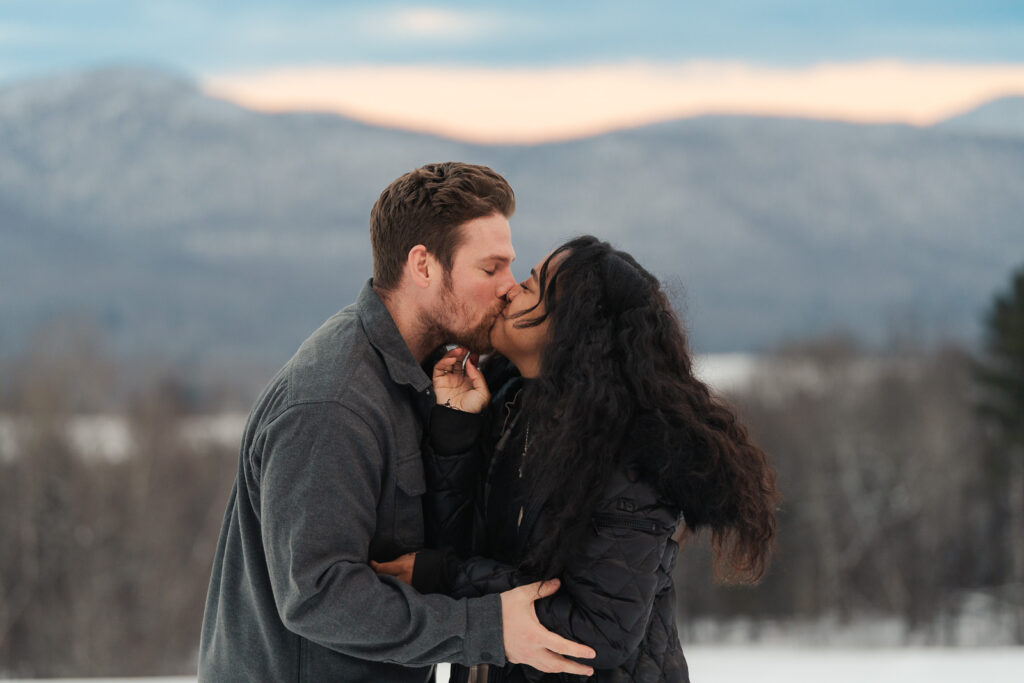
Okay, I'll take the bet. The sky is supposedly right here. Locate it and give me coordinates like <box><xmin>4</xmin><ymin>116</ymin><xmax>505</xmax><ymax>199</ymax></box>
<box><xmin>3</xmin><ymin>1</ymin><xmax>1024</xmax><ymax>142</ymax></box>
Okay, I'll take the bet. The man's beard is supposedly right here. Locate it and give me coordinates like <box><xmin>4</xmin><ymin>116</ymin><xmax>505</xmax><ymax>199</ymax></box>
<box><xmin>449</xmin><ymin>313</ymin><xmax>497</xmax><ymax>353</ymax></box>
<box><xmin>420</xmin><ymin>283</ymin><xmax>503</xmax><ymax>354</ymax></box>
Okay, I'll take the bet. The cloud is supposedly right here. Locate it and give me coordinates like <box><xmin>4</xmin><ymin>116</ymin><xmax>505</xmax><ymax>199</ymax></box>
<box><xmin>204</xmin><ymin>60</ymin><xmax>1024</xmax><ymax>144</ymax></box>
<box><xmin>361</xmin><ymin>5</ymin><xmax>498</xmax><ymax>42</ymax></box>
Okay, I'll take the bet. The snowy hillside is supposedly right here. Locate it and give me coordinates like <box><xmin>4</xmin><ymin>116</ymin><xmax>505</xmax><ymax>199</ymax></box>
<box><xmin>3</xmin><ymin>68</ymin><xmax>1024</xmax><ymax>363</ymax></box>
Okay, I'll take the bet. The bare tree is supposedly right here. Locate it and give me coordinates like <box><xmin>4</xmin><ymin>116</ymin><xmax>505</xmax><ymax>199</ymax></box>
<box><xmin>675</xmin><ymin>335</ymin><xmax>992</xmax><ymax>645</ymax></box>
<box><xmin>0</xmin><ymin>324</ymin><xmax>238</xmax><ymax>676</ymax></box>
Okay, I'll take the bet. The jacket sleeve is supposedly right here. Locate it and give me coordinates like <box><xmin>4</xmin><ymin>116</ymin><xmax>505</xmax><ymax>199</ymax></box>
<box><xmin>448</xmin><ymin>554</ymin><xmax>525</xmax><ymax>597</ymax></box>
<box><xmin>530</xmin><ymin>502</ymin><xmax>679</xmax><ymax>669</ymax></box>
<box><xmin>256</xmin><ymin>401</ymin><xmax>505</xmax><ymax>668</ymax></box>
<box><xmin>437</xmin><ymin>473</ymin><xmax>680</xmax><ymax>670</ymax></box>
<box><xmin>410</xmin><ymin>548</ymin><xmax>526</xmax><ymax>598</ymax></box>
<box><xmin>421</xmin><ymin>404</ymin><xmax>488</xmax><ymax>556</ymax></box>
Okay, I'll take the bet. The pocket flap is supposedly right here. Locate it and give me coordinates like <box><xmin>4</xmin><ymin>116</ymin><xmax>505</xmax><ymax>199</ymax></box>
<box><xmin>396</xmin><ymin>452</ymin><xmax>426</xmax><ymax>496</ymax></box>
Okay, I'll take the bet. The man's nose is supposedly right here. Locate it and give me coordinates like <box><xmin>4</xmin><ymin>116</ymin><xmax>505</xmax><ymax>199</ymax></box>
<box><xmin>502</xmin><ymin>283</ymin><xmax>522</xmax><ymax>304</ymax></box>
<box><xmin>497</xmin><ymin>272</ymin><xmax>516</xmax><ymax>299</ymax></box>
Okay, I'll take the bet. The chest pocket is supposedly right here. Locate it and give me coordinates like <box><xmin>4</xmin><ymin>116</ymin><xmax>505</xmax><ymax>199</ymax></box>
<box><xmin>394</xmin><ymin>451</ymin><xmax>426</xmax><ymax>546</ymax></box>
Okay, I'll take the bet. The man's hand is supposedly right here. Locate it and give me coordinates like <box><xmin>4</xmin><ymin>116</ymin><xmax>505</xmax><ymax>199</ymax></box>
<box><xmin>371</xmin><ymin>553</ymin><xmax>416</xmax><ymax>586</ymax></box>
<box><xmin>500</xmin><ymin>580</ymin><xmax>596</xmax><ymax>676</ymax></box>
<box><xmin>433</xmin><ymin>347</ymin><xmax>489</xmax><ymax>413</ymax></box>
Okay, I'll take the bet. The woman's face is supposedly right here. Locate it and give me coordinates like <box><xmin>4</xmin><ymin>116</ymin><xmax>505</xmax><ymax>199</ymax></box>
<box><xmin>489</xmin><ymin>253</ymin><xmax>560</xmax><ymax>377</ymax></box>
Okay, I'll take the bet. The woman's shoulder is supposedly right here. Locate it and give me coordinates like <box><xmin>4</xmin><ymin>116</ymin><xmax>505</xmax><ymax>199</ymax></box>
<box><xmin>592</xmin><ymin>449</ymin><xmax>682</xmax><ymax>528</ymax></box>
<box><xmin>608</xmin><ymin>414</ymin><xmax>696</xmax><ymax>518</ymax></box>
<box><xmin>618</xmin><ymin>413</ymin><xmax>683</xmax><ymax>468</ymax></box>
<box><xmin>620</xmin><ymin>413</ymin><xmax>726</xmax><ymax>531</ymax></box>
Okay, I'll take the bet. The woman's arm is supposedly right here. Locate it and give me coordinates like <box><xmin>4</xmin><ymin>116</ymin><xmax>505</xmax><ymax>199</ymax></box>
<box><xmin>435</xmin><ymin>468</ymin><xmax>680</xmax><ymax>670</ymax></box>
<box><xmin>374</xmin><ymin>548</ymin><xmax>525</xmax><ymax>598</ymax></box>
<box><xmin>388</xmin><ymin>470</ymin><xmax>680</xmax><ymax>670</ymax></box>
<box><xmin>422</xmin><ymin>405</ymin><xmax>487</xmax><ymax>555</ymax></box>
<box><xmin>530</xmin><ymin>501</ymin><xmax>679</xmax><ymax>669</ymax></box>
<box><xmin>421</xmin><ymin>347</ymin><xmax>493</xmax><ymax>554</ymax></box>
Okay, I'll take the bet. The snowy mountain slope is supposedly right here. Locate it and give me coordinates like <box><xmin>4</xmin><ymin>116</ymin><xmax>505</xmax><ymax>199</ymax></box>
<box><xmin>2</xmin><ymin>68</ymin><xmax>1022</xmax><ymax>362</ymax></box>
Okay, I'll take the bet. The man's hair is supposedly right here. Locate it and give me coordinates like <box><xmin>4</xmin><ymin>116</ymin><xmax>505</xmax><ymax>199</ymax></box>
<box><xmin>370</xmin><ymin>162</ymin><xmax>516</xmax><ymax>292</ymax></box>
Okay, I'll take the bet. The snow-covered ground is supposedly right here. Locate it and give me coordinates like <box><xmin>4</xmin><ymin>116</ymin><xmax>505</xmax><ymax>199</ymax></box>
<box><xmin>684</xmin><ymin>647</ymin><xmax>1024</xmax><ymax>682</ymax></box>
<box><xmin>8</xmin><ymin>648</ymin><xmax>1024</xmax><ymax>683</ymax></box>
<box><xmin>0</xmin><ymin>412</ymin><xmax>248</xmax><ymax>462</ymax></box>
<box><xmin>692</xmin><ymin>352</ymin><xmax>758</xmax><ymax>394</ymax></box>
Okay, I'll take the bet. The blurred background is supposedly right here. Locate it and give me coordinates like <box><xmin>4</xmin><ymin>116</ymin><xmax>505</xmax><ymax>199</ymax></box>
<box><xmin>1</xmin><ymin>1</ymin><xmax>1023</xmax><ymax>679</ymax></box>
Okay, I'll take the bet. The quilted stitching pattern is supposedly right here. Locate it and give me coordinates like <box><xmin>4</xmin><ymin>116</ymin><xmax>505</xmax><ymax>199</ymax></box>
<box><xmin>439</xmin><ymin>465</ymin><xmax>690</xmax><ymax>681</ymax></box>
<box><xmin>423</xmin><ymin>449</ymin><xmax>481</xmax><ymax>555</ymax></box>
<box><xmin>529</xmin><ymin>468</ymin><xmax>689</xmax><ymax>681</ymax></box>
<box><xmin>423</xmin><ymin>376</ymin><xmax>691</xmax><ymax>682</ymax></box>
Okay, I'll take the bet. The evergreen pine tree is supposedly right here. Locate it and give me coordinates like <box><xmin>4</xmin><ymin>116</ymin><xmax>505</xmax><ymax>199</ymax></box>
<box><xmin>975</xmin><ymin>265</ymin><xmax>1024</xmax><ymax>644</ymax></box>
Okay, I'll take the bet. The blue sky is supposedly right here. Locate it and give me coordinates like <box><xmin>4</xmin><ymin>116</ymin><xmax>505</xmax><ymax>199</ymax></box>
<box><xmin>3</xmin><ymin>0</ymin><xmax>1024</xmax><ymax>83</ymax></box>
<box><xmin>4</xmin><ymin>1</ymin><xmax>1024</xmax><ymax>143</ymax></box>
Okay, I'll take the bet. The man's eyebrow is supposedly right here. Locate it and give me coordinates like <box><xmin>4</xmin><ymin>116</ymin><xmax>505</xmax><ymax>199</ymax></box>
<box><xmin>481</xmin><ymin>255</ymin><xmax>513</xmax><ymax>264</ymax></box>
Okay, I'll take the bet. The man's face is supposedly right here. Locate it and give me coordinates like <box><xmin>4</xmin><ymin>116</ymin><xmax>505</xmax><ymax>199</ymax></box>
<box><xmin>431</xmin><ymin>212</ymin><xmax>516</xmax><ymax>352</ymax></box>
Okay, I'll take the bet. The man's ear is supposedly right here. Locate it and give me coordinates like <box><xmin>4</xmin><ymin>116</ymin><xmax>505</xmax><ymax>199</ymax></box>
<box><xmin>406</xmin><ymin>244</ymin><xmax>439</xmax><ymax>289</ymax></box>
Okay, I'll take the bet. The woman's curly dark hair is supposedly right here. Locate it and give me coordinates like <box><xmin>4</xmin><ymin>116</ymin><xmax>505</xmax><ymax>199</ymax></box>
<box><xmin>513</xmin><ymin>235</ymin><xmax>778</xmax><ymax>583</ymax></box>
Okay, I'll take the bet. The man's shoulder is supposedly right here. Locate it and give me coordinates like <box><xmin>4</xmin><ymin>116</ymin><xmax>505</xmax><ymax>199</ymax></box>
<box><xmin>262</xmin><ymin>306</ymin><xmax>389</xmax><ymax>414</ymax></box>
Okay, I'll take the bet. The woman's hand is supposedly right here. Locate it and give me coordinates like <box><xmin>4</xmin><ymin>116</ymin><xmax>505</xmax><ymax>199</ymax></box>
<box><xmin>433</xmin><ymin>347</ymin><xmax>490</xmax><ymax>414</ymax></box>
<box><xmin>371</xmin><ymin>552</ymin><xmax>417</xmax><ymax>586</ymax></box>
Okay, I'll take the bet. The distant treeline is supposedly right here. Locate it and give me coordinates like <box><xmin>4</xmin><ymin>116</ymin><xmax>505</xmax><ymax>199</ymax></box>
<box><xmin>674</xmin><ymin>336</ymin><xmax>1019</xmax><ymax>646</ymax></box>
<box><xmin>0</xmin><ymin>330</ymin><xmax>1021</xmax><ymax>676</ymax></box>
<box><xmin>0</xmin><ymin>332</ymin><xmax>238</xmax><ymax>677</ymax></box>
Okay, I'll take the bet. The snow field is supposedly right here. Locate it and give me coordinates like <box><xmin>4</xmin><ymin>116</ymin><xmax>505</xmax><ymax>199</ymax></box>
<box><xmin>8</xmin><ymin>647</ymin><xmax>1023</xmax><ymax>683</ymax></box>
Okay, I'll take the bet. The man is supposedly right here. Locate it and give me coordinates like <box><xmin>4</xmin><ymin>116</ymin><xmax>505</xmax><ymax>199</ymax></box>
<box><xmin>198</xmin><ymin>163</ymin><xmax>595</xmax><ymax>682</ymax></box>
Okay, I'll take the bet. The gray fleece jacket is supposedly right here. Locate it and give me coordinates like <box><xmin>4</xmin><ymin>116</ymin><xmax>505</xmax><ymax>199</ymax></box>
<box><xmin>198</xmin><ymin>281</ymin><xmax>505</xmax><ymax>682</ymax></box>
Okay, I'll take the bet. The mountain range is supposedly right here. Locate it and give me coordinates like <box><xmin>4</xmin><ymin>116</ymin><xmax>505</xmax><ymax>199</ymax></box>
<box><xmin>2</xmin><ymin>67</ymin><xmax>1023</xmax><ymax>371</ymax></box>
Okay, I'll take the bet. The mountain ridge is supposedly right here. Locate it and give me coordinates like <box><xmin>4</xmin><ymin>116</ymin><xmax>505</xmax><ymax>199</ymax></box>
<box><xmin>2</xmin><ymin>67</ymin><xmax>1022</xmax><ymax>365</ymax></box>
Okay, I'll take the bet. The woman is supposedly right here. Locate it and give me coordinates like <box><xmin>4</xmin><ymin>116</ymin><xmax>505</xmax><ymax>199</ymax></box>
<box><xmin>375</xmin><ymin>236</ymin><xmax>778</xmax><ymax>682</ymax></box>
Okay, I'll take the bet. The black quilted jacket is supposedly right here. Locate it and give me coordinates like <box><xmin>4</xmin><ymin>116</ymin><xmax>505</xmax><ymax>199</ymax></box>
<box><xmin>415</xmin><ymin>376</ymin><xmax>691</xmax><ymax>683</ymax></box>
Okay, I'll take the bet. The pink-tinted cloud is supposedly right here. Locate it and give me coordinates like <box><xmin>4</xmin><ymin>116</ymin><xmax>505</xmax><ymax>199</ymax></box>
<box><xmin>204</xmin><ymin>60</ymin><xmax>1024</xmax><ymax>144</ymax></box>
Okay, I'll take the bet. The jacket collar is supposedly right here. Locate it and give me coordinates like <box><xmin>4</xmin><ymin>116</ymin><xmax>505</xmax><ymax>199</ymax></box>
<box><xmin>356</xmin><ymin>280</ymin><xmax>431</xmax><ymax>392</ymax></box>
